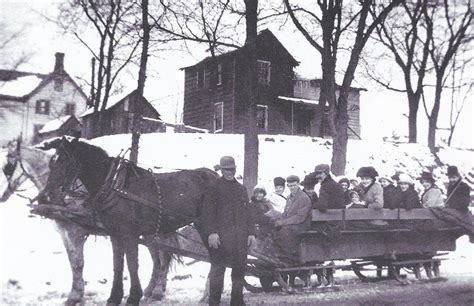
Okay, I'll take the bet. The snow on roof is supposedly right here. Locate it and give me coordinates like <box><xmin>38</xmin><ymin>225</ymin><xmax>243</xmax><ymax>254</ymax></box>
<box><xmin>0</xmin><ymin>75</ymin><xmax>44</xmax><ymax>98</ymax></box>
<box><xmin>278</xmin><ymin>95</ymin><xmax>319</xmax><ymax>105</ymax></box>
<box><xmin>80</xmin><ymin>93</ymin><xmax>129</xmax><ymax>117</ymax></box>
<box><xmin>38</xmin><ymin>115</ymin><xmax>72</xmax><ymax>134</ymax></box>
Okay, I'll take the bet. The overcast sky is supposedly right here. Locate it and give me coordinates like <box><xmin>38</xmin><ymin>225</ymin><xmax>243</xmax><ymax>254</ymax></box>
<box><xmin>1</xmin><ymin>0</ymin><xmax>472</xmax><ymax>149</ymax></box>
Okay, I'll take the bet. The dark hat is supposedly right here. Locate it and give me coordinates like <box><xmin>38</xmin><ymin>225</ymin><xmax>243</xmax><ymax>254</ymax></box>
<box><xmin>314</xmin><ymin>164</ymin><xmax>330</xmax><ymax>173</ymax></box>
<box><xmin>301</xmin><ymin>174</ymin><xmax>317</xmax><ymax>188</ymax></box>
<box><xmin>219</xmin><ymin>156</ymin><xmax>236</xmax><ymax>169</ymax></box>
<box><xmin>286</xmin><ymin>175</ymin><xmax>300</xmax><ymax>183</ymax></box>
<box><xmin>356</xmin><ymin>166</ymin><xmax>379</xmax><ymax>179</ymax></box>
<box><xmin>447</xmin><ymin>166</ymin><xmax>460</xmax><ymax>177</ymax></box>
<box><xmin>418</xmin><ymin>171</ymin><xmax>435</xmax><ymax>183</ymax></box>
<box><xmin>338</xmin><ymin>178</ymin><xmax>350</xmax><ymax>185</ymax></box>
<box><xmin>273</xmin><ymin>176</ymin><xmax>286</xmax><ymax>187</ymax></box>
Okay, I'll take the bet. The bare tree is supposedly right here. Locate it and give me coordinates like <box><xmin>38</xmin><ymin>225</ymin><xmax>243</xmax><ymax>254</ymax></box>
<box><xmin>0</xmin><ymin>22</ymin><xmax>31</xmax><ymax>71</ymax></box>
<box><xmin>284</xmin><ymin>0</ymin><xmax>402</xmax><ymax>175</ymax></box>
<box><xmin>423</xmin><ymin>0</ymin><xmax>472</xmax><ymax>153</ymax></box>
<box><xmin>57</xmin><ymin>0</ymin><xmax>142</xmax><ymax>136</ymax></box>
<box><xmin>365</xmin><ymin>0</ymin><xmax>432</xmax><ymax>143</ymax></box>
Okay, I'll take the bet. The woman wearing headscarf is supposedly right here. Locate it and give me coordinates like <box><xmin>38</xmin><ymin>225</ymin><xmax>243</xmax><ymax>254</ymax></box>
<box><xmin>356</xmin><ymin>166</ymin><xmax>384</xmax><ymax>209</ymax></box>
<box><xmin>418</xmin><ymin>171</ymin><xmax>444</xmax><ymax>208</ymax></box>
<box><xmin>379</xmin><ymin>174</ymin><xmax>402</xmax><ymax>209</ymax></box>
<box><xmin>398</xmin><ymin>174</ymin><xmax>422</xmax><ymax>210</ymax></box>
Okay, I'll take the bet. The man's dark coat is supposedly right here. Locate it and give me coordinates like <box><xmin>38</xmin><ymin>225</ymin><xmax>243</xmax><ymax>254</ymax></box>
<box><xmin>314</xmin><ymin>175</ymin><xmax>345</xmax><ymax>210</ymax></box>
<box><xmin>446</xmin><ymin>179</ymin><xmax>471</xmax><ymax>211</ymax></box>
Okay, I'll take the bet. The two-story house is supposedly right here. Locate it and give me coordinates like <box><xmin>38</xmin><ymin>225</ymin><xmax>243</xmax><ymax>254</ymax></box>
<box><xmin>0</xmin><ymin>53</ymin><xmax>88</xmax><ymax>146</ymax></box>
<box><xmin>182</xmin><ymin>29</ymin><xmax>362</xmax><ymax>138</ymax></box>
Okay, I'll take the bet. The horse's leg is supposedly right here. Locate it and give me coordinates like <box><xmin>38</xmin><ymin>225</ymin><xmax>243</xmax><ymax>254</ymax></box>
<box><xmin>150</xmin><ymin>250</ymin><xmax>172</xmax><ymax>301</ymax></box>
<box><xmin>143</xmin><ymin>242</ymin><xmax>160</xmax><ymax>299</ymax></box>
<box><xmin>124</xmin><ymin>235</ymin><xmax>143</xmax><ymax>305</ymax></box>
<box><xmin>107</xmin><ymin>236</ymin><xmax>125</xmax><ymax>305</ymax></box>
<box><xmin>55</xmin><ymin>221</ymin><xmax>87</xmax><ymax>306</ymax></box>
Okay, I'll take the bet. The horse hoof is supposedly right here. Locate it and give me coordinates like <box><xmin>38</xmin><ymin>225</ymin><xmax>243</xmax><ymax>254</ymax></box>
<box><xmin>65</xmin><ymin>299</ymin><xmax>81</xmax><ymax>306</ymax></box>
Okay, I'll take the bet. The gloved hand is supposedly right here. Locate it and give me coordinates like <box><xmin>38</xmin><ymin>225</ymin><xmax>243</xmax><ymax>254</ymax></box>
<box><xmin>208</xmin><ymin>233</ymin><xmax>220</xmax><ymax>249</ymax></box>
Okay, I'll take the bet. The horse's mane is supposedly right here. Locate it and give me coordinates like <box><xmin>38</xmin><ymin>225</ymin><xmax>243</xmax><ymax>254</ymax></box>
<box><xmin>72</xmin><ymin>140</ymin><xmax>110</xmax><ymax>162</ymax></box>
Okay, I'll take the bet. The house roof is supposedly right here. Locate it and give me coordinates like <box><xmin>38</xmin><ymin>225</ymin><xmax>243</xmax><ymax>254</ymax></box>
<box><xmin>278</xmin><ymin>96</ymin><xmax>319</xmax><ymax>105</ymax></box>
<box><xmin>294</xmin><ymin>77</ymin><xmax>367</xmax><ymax>92</ymax></box>
<box><xmin>0</xmin><ymin>69</ymin><xmax>88</xmax><ymax>102</ymax></box>
<box><xmin>80</xmin><ymin>90</ymin><xmax>161</xmax><ymax>119</ymax></box>
<box><xmin>181</xmin><ymin>29</ymin><xmax>299</xmax><ymax>70</ymax></box>
<box><xmin>38</xmin><ymin>115</ymin><xmax>79</xmax><ymax>134</ymax></box>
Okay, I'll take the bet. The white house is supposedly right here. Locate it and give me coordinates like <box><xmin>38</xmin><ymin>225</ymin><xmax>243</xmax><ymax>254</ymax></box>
<box><xmin>0</xmin><ymin>53</ymin><xmax>88</xmax><ymax>146</ymax></box>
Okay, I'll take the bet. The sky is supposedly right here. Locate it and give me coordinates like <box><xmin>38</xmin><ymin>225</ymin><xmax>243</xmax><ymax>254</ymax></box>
<box><xmin>0</xmin><ymin>0</ymin><xmax>472</xmax><ymax>149</ymax></box>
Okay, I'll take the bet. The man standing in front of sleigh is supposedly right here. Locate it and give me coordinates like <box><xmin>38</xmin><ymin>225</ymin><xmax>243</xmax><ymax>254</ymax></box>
<box><xmin>204</xmin><ymin>156</ymin><xmax>257</xmax><ymax>306</ymax></box>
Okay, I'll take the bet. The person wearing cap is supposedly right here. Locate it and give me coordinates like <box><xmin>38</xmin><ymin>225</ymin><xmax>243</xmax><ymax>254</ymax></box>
<box><xmin>301</xmin><ymin>173</ymin><xmax>319</xmax><ymax>208</ymax></box>
<box><xmin>267</xmin><ymin>176</ymin><xmax>287</xmax><ymax>213</ymax></box>
<box><xmin>398</xmin><ymin>173</ymin><xmax>422</xmax><ymax>209</ymax></box>
<box><xmin>251</xmin><ymin>185</ymin><xmax>273</xmax><ymax>239</ymax></box>
<box><xmin>313</xmin><ymin>164</ymin><xmax>345</xmax><ymax>210</ymax></box>
<box><xmin>379</xmin><ymin>175</ymin><xmax>402</xmax><ymax>209</ymax></box>
<box><xmin>203</xmin><ymin>156</ymin><xmax>257</xmax><ymax>306</ymax></box>
<box><xmin>445</xmin><ymin>166</ymin><xmax>471</xmax><ymax>211</ymax></box>
<box><xmin>418</xmin><ymin>171</ymin><xmax>444</xmax><ymax>208</ymax></box>
<box><xmin>391</xmin><ymin>171</ymin><xmax>404</xmax><ymax>188</ymax></box>
<box><xmin>273</xmin><ymin>175</ymin><xmax>312</xmax><ymax>258</ymax></box>
<box><xmin>356</xmin><ymin>166</ymin><xmax>384</xmax><ymax>209</ymax></box>
<box><xmin>338</xmin><ymin>178</ymin><xmax>351</xmax><ymax>205</ymax></box>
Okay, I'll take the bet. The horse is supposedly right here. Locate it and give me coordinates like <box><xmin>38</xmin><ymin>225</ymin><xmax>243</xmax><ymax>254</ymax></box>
<box><xmin>39</xmin><ymin>137</ymin><xmax>218</xmax><ymax>305</ymax></box>
<box><xmin>0</xmin><ymin>138</ymin><xmax>179</xmax><ymax>305</ymax></box>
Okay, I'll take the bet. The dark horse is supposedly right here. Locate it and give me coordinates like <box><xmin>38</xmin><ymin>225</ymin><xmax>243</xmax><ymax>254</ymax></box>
<box><xmin>1</xmin><ymin>138</ymin><xmax>184</xmax><ymax>304</ymax></box>
<box><xmin>40</xmin><ymin>137</ymin><xmax>217</xmax><ymax>305</ymax></box>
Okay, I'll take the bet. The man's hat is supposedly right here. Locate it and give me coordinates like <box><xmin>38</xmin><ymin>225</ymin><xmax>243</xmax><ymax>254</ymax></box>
<box><xmin>273</xmin><ymin>176</ymin><xmax>286</xmax><ymax>187</ymax></box>
<box><xmin>286</xmin><ymin>175</ymin><xmax>300</xmax><ymax>183</ymax></box>
<box><xmin>418</xmin><ymin>171</ymin><xmax>435</xmax><ymax>183</ymax></box>
<box><xmin>391</xmin><ymin>170</ymin><xmax>404</xmax><ymax>181</ymax></box>
<box><xmin>301</xmin><ymin>174</ymin><xmax>317</xmax><ymax>188</ymax></box>
<box><xmin>338</xmin><ymin>178</ymin><xmax>350</xmax><ymax>185</ymax></box>
<box><xmin>314</xmin><ymin>164</ymin><xmax>330</xmax><ymax>173</ymax></box>
<box><xmin>219</xmin><ymin>156</ymin><xmax>236</xmax><ymax>169</ymax></box>
<box><xmin>447</xmin><ymin>165</ymin><xmax>460</xmax><ymax>177</ymax></box>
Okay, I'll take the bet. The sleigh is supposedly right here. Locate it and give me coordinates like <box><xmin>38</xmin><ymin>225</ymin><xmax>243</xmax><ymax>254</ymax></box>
<box><xmin>30</xmin><ymin>194</ymin><xmax>473</xmax><ymax>293</ymax></box>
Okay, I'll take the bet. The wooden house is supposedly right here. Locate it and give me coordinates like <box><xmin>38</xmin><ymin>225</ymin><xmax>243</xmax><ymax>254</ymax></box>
<box><xmin>182</xmin><ymin>29</ymin><xmax>362</xmax><ymax>138</ymax></box>
<box><xmin>0</xmin><ymin>53</ymin><xmax>88</xmax><ymax>146</ymax></box>
<box><xmin>81</xmin><ymin>90</ymin><xmax>163</xmax><ymax>139</ymax></box>
<box><xmin>35</xmin><ymin>115</ymin><xmax>82</xmax><ymax>144</ymax></box>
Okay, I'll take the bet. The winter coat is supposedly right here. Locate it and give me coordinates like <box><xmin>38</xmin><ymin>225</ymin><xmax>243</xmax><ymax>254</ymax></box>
<box><xmin>304</xmin><ymin>189</ymin><xmax>319</xmax><ymax>208</ymax></box>
<box><xmin>203</xmin><ymin>177</ymin><xmax>255</xmax><ymax>253</ymax></box>
<box><xmin>446</xmin><ymin>179</ymin><xmax>471</xmax><ymax>211</ymax></box>
<box><xmin>343</xmin><ymin>190</ymin><xmax>351</xmax><ymax>205</ymax></box>
<box><xmin>383</xmin><ymin>184</ymin><xmax>402</xmax><ymax>209</ymax></box>
<box><xmin>360</xmin><ymin>182</ymin><xmax>384</xmax><ymax>209</ymax></box>
<box><xmin>421</xmin><ymin>187</ymin><xmax>444</xmax><ymax>208</ymax></box>
<box><xmin>314</xmin><ymin>175</ymin><xmax>345</xmax><ymax>210</ymax></box>
<box><xmin>400</xmin><ymin>187</ymin><xmax>422</xmax><ymax>210</ymax></box>
<box><xmin>251</xmin><ymin>197</ymin><xmax>273</xmax><ymax>239</ymax></box>
<box><xmin>278</xmin><ymin>189</ymin><xmax>312</xmax><ymax>232</ymax></box>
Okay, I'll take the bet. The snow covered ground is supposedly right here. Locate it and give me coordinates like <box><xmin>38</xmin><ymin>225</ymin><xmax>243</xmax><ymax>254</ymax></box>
<box><xmin>1</xmin><ymin>133</ymin><xmax>473</xmax><ymax>305</ymax></box>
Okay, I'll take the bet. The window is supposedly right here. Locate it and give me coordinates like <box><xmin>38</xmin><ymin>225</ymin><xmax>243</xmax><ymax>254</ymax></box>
<box><xmin>54</xmin><ymin>78</ymin><xmax>63</xmax><ymax>92</ymax></box>
<box><xmin>257</xmin><ymin>105</ymin><xmax>268</xmax><ymax>131</ymax></box>
<box><xmin>64</xmin><ymin>103</ymin><xmax>75</xmax><ymax>115</ymax></box>
<box><xmin>35</xmin><ymin>100</ymin><xmax>50</xmax><ymax>115</ymax></box>
<box><xmin>216</xmin><ymin>63</ymin><xmax>223</xmax><ymax>85</ymax></box>
<box><xmin>196</xmin><ymin>68</ymin><xmax>205</xmax><ymax>88</ymax></box>
<box><xmin>257</xmin><ymin>60</ymin><xmax>271</xmax><ymax>85</ymax></box>
<box><xmin>213</xmin><ymin>102</ymin><xmax>223</xmax><ymax>132</ymax></box>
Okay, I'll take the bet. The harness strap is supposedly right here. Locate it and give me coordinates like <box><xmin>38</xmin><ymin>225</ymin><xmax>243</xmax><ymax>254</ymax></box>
<box><xmin>113</xmin><ymin>188</ymin><xmax>162</xmax><ymax>212</ymax></box>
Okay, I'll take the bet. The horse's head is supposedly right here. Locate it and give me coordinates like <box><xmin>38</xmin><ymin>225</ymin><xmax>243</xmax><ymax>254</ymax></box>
<box><xmin>37</xmin><ymin>137</ymin><xmax>82</xmax><ymax>204</ymax></box>
<box><xmin>1</xmin><ymin>138</ymin><xmax>27</xmax><ymax>202</ymax></box>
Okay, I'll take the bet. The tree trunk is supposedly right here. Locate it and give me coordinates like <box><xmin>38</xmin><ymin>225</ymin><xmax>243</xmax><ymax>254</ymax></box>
<box><xmin>428</xmin><ymin>81</ymin><xmax>442</xmax><ymax>153</ymax></box>
<box><xmin>130</xmin><ymin>0</ymin><xmax>150</xmax><ymax>163</ymax></box>
<box><xmin>242</xmin><ymin>0</ymin><xmax>259</xmax><ymax>196</ymax></box>
<box><xmin>407</xmin><ymin>95</ymin><xmax>419</xmax><ymax>143</ymax></box>
<box><xmin>331</xmin><ymin>87</ymin><xmax>349</xmax><ymax>176</ymax></box>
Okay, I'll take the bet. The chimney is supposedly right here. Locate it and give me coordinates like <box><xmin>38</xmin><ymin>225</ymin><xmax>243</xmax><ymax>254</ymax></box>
<box><xmin>54</xmin><ymin>52</ymin><xmax>65</xmax><ymax>73</ymax></box>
